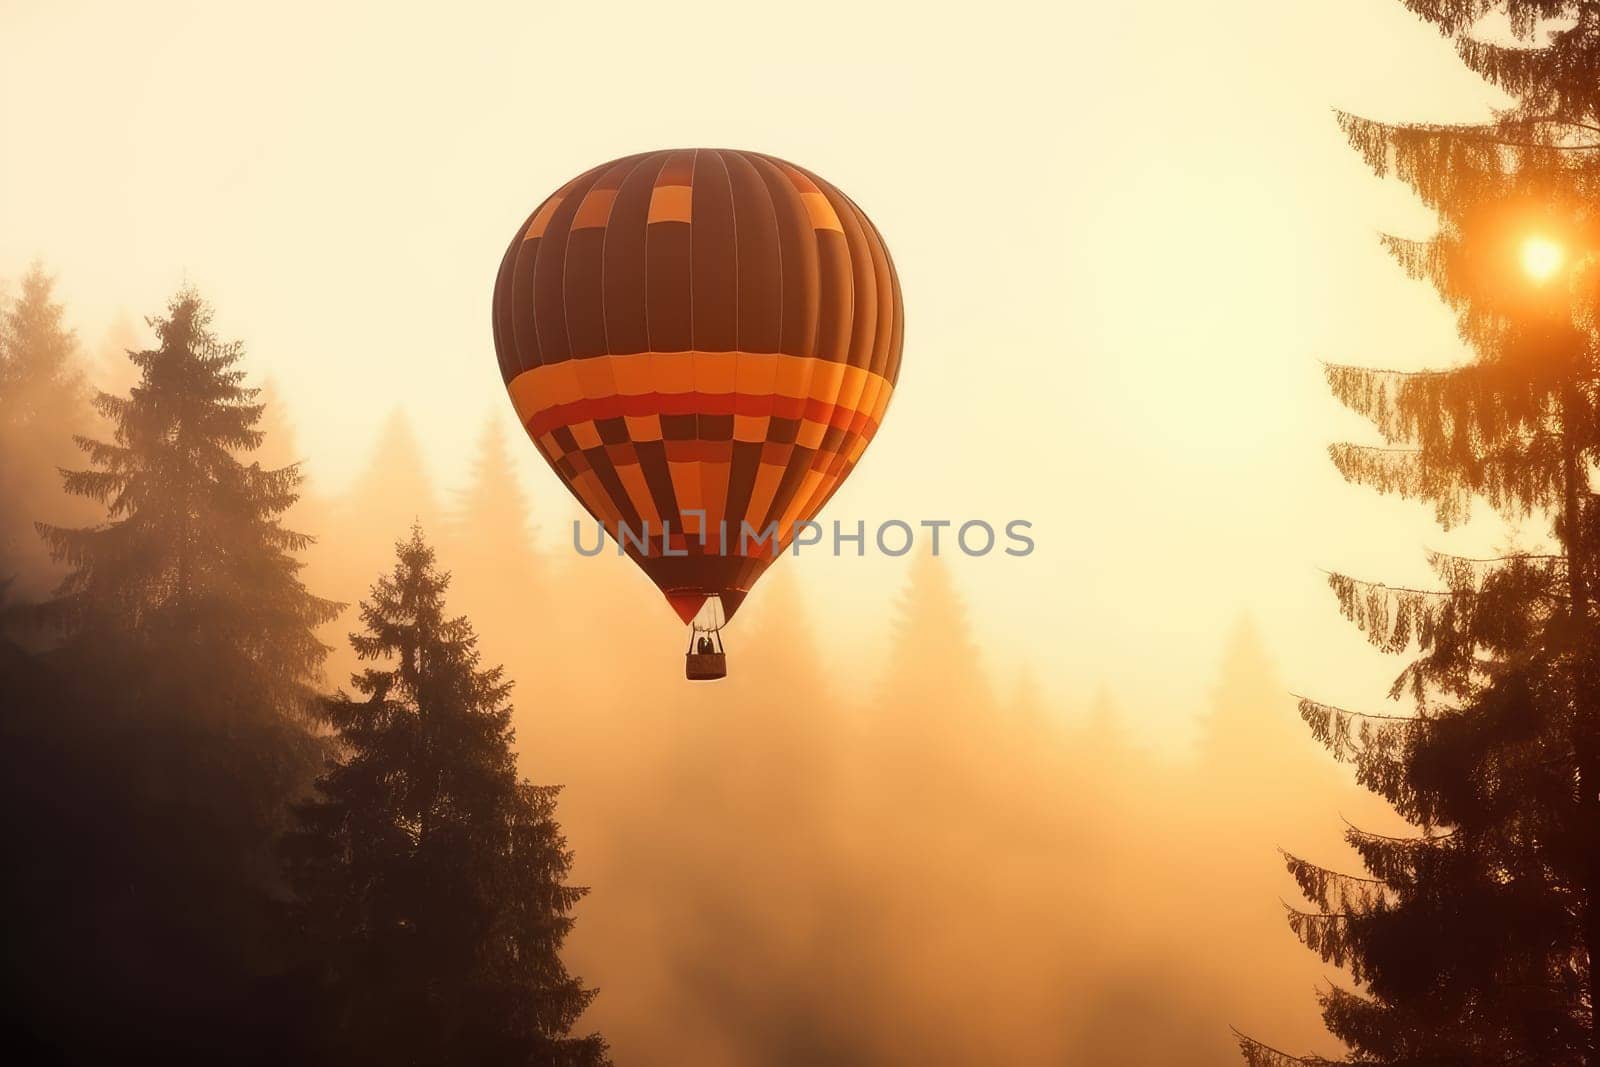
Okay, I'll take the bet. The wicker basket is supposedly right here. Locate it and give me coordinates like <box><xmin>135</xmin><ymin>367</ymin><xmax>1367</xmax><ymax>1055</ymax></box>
<box><xmin>685</xmin><ymin>652</ymin><xmax>727</xmax><ymax>681</ymax></box>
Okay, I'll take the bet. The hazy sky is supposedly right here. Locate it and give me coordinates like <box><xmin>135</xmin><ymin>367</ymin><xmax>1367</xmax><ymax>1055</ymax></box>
<box><xmin>0</xmin><ymin>0</ymin><xmax>1524</xmax><ymax>741</ymax></box>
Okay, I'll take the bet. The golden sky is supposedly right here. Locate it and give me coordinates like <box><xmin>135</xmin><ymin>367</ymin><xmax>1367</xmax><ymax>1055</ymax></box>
<box><xmin>0</xmin><ymin>0</ymin><xmax>1526</xmax><ymax>742</ymax></box>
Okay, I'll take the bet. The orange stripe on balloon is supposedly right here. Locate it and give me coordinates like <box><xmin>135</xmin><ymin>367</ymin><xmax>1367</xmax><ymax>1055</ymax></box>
<box><xmin>506</xmin><ymin>354</ymin><xmax>892</xmax><ymax>437</ymax></box>
<box><xmin>508</xmin><ymin>351</ymin><xmax>884</xmax><ymax>400</ymax></box>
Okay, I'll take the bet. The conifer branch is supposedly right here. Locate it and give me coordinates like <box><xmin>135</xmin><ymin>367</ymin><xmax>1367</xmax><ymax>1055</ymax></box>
<box><xmin>1233</xmin><ymin>1028</ymin><xmax>1336</xmax><ymax>1067</ymax></box>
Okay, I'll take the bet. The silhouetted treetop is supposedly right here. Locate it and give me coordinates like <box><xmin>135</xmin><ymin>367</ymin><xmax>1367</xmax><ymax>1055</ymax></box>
<box><xmin>0</xmin><ymin>263</ymin><xmax>82</xmax><ymax>423</ymax></box>
<box><xmin>288</xmin><ymin>526</ymin><xmax>607</xmax><ymax>1067</ymax></box>
<box><xmin>36</xmin><ymin>287</ymin><xmax>338</xmax><ymax>710</ymax></box>
<box><xmin>0</xmin><ymin>263</ymin><xmax>92</xmax><ymax>597</ymax></box>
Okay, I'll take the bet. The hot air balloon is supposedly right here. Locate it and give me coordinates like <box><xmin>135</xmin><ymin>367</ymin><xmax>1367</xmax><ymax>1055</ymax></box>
<box><xmin>491</xmin><ymin>149</ymin><xmax>903</xmax><ymax>679</ymax></box>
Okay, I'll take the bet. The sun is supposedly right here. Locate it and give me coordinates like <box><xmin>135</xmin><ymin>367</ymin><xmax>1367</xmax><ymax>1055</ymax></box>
<box><xmin>1521</xmin><ymin>235</ymin><xmax>1565</xmax><ymax>284</ymax></box>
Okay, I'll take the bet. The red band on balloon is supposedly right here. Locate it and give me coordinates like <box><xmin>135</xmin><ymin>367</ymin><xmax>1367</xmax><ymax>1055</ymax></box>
<box><xmin>525</xmin><ymin>391</ymin><xmax>880</xmax><ymax>439</ymax></box>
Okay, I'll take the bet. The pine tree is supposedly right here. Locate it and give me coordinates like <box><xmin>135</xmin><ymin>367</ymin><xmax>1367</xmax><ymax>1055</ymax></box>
<box><xmin>252</xmin><ymin>377</ymin><xmax>306</xmax><ymax>472</ymax></box>
<box><xmin>250</xmin><ymin>377</ymin><xmax>334</xmax><ymax>542</ymax></box>
<box><xmin>1239</xmin><ymin>4</ymin><xmax>1600</xmax><ymax>1064</ymax></box>
<box><xmin>0</xmin><ymin>263</ymin><xmax>92</xmax><ymax>599</ymax></box>
<box><xmin>337</xmin><ymin>407</ymin><xmax>441</xmax><ymax>578</ymax></box>
<box><xmin>13</xmin><ymin>287</ymin><xmax>340</xmax><ymax>1060</ymax></box>
<box><xmin>38</xmin><ymin>288</ymin><xmax>338</xmax><ymax>713</ymax></box>
<box><xmin>448</xmin><ymin>415</ymin><xmax>544</xmax><ymax>667</ymax></box>
<box><xmin>287</xmin><ymin>527</ymin><xmax>607</xmax><ymax>1067</ymax></box>
<box><xmin>1198</xmin><ymin>618</ymin><xmax>1336</xmax><ymax>811</ymax></box>
<box><xmin>0</xmin><ymin>263</ymin><xmax>81</xmax><ymax>427</ymax></box>
<box><xmin>883</xmin><ymin>549</ymin><xmax>990</xmax><ymax>715</ymax></box>
<box><xmin>453</xmin><ymin>415</ymin><xmax>539</xmax><ymax>568</ymax></box>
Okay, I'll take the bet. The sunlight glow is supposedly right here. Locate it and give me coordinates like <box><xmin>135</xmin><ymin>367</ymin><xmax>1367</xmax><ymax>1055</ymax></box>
<box><xmin>1521</xmin><ymin>235</ymin><xmax>1565</xmax><ymax>284</ymax></box>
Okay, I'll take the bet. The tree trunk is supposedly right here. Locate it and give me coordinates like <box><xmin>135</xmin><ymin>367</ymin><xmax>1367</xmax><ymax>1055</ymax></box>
<box><xmin>1561</xmin><ymin>375</ymin><xmax>1599</xmax><ymax>1066</ymax></box>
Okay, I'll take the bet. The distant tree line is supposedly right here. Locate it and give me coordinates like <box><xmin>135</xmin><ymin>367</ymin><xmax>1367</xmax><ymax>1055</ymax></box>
<box><xmin>0</xmin><ymin>280</ymin><xmax>608</xmax><ymax>1066</ymax></box>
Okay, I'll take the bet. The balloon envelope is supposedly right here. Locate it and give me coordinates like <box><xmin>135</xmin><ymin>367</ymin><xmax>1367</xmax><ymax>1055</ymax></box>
<box><xmin>491</xmin><ymin>149</ymin><xmax>903</xmax><ymax>623</ymax></box>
